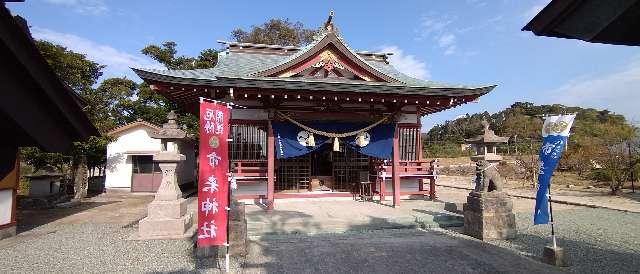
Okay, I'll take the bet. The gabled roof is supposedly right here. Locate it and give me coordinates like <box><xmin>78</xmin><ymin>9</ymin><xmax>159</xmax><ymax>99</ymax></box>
<box><xmin>107</xmin><ymin>120</ymin><xmax>161</xmax><ymax>137</ymax></box>
<box><xmin>132</xmin><ymin>43</ymin><xmax>493</xmax><ymax>96</ymax></box>
<box><xmin>522</xmin><ymin>0</ymin><xmax>640</xmax><ymax>46</ymax></box>
<box><xmin>0</xmin><ymin>5</ymin><xmax>98</xmax><ymax>152</ymax></box>
<box><xmin>252</xmin><ymin>31</ymin><xmax>399</xmax><ymax>82</ymax></box>
<box><xmin>132</xmin><ymin>12</ymin><xmax>496</xmax><ymax>115</ymax></box>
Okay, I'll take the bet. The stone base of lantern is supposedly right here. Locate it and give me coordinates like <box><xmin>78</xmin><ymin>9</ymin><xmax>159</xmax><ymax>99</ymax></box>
<box><xmin>135</xmin><ymin>198</ymin><xmax>196</xmax><ymax>240</ymax></box>
<box><xmin>463</xmin><ymin>191</ymin><xmax>516</xmax><ymax>240</ymax></box>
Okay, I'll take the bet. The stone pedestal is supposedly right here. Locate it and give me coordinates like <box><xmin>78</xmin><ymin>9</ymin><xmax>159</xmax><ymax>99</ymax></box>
<box><xmin>137</xmin><ymin>152</ymin><xmax>195</xmax><ymax>239</ymax></box>
<box><xmin>542</xmin><ymin>246</ymin><xmax>569</xmax><ymax>267</ymax></box>
<box><xmin>463</xmin><ymin>191</ymin><xmax>516</xmax><ymax>240</ymax></box>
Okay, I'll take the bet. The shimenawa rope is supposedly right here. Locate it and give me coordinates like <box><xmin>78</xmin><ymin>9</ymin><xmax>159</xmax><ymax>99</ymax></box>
<box><xmin>275</xmin><ymin>110</ymin><xmax>394</xmax><ymax>138</ymax></box>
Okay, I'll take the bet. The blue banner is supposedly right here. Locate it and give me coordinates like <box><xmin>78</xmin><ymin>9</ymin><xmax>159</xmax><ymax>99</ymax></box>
<box><xmin>272</xmin><ymin>122</ymin><xmax>394</xmax><ymax>159</ymax></box>
<box><xmin>534</xmin><ymin>114</ymin><xmax>576</xmax><ymax>225</ymax></box>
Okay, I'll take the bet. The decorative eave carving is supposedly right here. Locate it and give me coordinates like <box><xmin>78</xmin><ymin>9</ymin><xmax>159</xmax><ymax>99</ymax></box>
<box><xmin>252</xmin><ymin>11</ymin><xmax>399</xmax><ymax>83</ymax></box>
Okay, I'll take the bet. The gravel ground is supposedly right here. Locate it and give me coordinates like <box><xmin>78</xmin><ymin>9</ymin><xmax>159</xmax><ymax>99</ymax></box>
<box><xmin>487</xmin><ymin>208</ymin><xmax>640</xmax><ymax>274</ymax></box>
<box><xmin>0</xmin><ymin>223</ymin><xmax>235</xmax><ymax>273</ymax></box>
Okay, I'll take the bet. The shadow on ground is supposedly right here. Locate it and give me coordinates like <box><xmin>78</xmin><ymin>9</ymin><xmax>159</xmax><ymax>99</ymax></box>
<box><xmin>490</xmin><ymin>223</ymin><xmax>640</xmax><ymax>273</ymax></box>
<box><xmin>16</xmin><ymin>201</ymin><xmax>118</xmax><ymax>233</ymax></box>
<box><xmin>242</xmin><ymin>216</ymin><xmax>563</xmax><ymax>274</ymax></box>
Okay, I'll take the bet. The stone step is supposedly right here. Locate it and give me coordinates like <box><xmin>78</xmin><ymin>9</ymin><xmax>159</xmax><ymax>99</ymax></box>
<box><xmin>247</xmin><ymin>213</ymin><xmax>464</xmax><ymax>237</ymax></box>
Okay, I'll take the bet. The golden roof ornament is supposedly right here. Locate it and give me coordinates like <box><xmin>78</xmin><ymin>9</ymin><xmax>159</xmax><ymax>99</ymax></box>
<box><xmin>324</xmin><ymin>10</ymin><xmax>335</xmax><ymax>32</ymax></box>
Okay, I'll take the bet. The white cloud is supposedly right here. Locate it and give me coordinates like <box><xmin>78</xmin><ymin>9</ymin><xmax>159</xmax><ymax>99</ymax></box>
<box><xmin>437</xmin><ymin>33</ymin><xmax>457</xmax><ymax>55</ymax></box>
<box><xmin>43</xmin><ymin>0</ymin><xmax>108</xmax><ymax>15</ymax></box>
<box><xmin>418</xmin><ymin>15</ymin><xmax>460</xmax><ymax>56</ymax></box>
<box><xmin>31</xmin><ymin>27</ymin><xmax>164</xmax><ymax>79</ymax></box>
<box><xmin>437</xmin><ymin>33</ymin><xmax>456</xmax><ymax>48</ymax></box>
<box><xmin>420</xmin><ymin>16</ymin><xmax>454</xmax><ymax>37</ymax></box>
<box><xmin>443</xmin><ymin>45</ymin><xmax>457</xmax><ymax>56</ymax></box>
<box><xmin>545</xmin><ymin>57</ymin><xmax>640</xmax><ymax>124</ymax></box>
<box><xmin>379</xmin><ymin>46</ymin><xmax>430</xmax><ymax>80</ymax></box>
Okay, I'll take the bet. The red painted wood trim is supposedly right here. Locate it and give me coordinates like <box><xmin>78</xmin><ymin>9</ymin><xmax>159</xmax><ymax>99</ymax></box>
<box><xmin>379</xmin><ymin>173</ymin><xmax>386</xmax><ymax>201</ymax></box>
<box><xmin>266</xmin><ymin>121</ymin><xmax>275</xmax><ymax>210</ymax></box>
<box><xmin>274</xmin><ymin>192</ymin><xmax>353</xmax><ymax>199</ymax></box>
<box><xmin>235</xmin><ymin>194</ymin><xmax>262</xmax><ymax>200</ymax></box>
<box><xmin>11</xmin><ymin>188</ymin><xmax>16</xmax><ymax>225</ymax></box>
<box><xmin>230</xmin><ymin>119</ymin><xmax>268</xmax><ymax>125</ymax></box>
<box><xmin>392</xmin><ymin>124</ymin><xmax>401</xmax><ymax>207</ymax></box>
<box><xmin>382</xmin><ymin>191</ymin><xmax>432</xmax><ymax>196</ymax></box>
<box><xmin>417</xmin><ymin>123</ymin><xmax>423</xmax><ymax>160</ymax></box>
<box><xmin>397</xmin><ymin>123</ymin><xmax>421</xmax><ymax>128</ymax></box>
<box><xmin>0</xmin><ymin>222</ymin><xmax>16</xmax><ymax>229</ymax></box>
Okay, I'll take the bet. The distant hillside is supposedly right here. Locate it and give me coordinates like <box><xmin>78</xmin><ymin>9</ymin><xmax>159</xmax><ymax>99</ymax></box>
<box><xmin>423</xmin><ymin>102</ymin><xmax>635</xmax><ymax>158</ymax></box>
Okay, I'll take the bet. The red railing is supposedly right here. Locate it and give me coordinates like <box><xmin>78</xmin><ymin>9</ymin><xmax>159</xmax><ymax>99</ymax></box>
<box><xmin>377</xmin><ymin>159</ymin><xmax>438</xmax><ymax>177</ymax></box>
<box><xmin>231</xmin><ymin>161</ymin><xmax>267</xmax><ymax>178</ymax></box>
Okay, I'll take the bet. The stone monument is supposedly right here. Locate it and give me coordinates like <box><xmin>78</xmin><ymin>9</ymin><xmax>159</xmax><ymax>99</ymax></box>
<box><xmin>463</xmin><ymin>160</ymin><xmax>516</xmax><ymax>240</ymax></box>
<box><xmin>138</xmin><ymin>111</ymin><xmax>195</xmax><ymax>239</ymax></box>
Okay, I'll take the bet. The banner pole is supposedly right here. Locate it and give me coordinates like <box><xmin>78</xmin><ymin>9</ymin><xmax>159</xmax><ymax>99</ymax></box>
<box><xmin>225</xmin><ymin>103</ymin><xmax>233</xmax><ymax>273</ymax></box>
<box><xmin>548</xmin><ymin>184</ymin><xmax>557</xmax><ymax>249</ymax></box>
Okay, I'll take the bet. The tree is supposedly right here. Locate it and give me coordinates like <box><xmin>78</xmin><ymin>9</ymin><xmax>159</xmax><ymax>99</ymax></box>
<box><xmin>22</xmin><ymin>41</ymin><xmax>106</xmax><ymax>174</ymax></box>
<box><xmin>35</xmin><ymin>40</ymin><xmax>103</xmax><ymax>92</ymax></box>
<box><xmin>141</xmin><ymin>41</ymin><xmax>217</xmax><ymax>70</ymax></box>
<box><xmin>83</xmin><ymin>78</ymin><xmax>137</xmax><ymax>131</ymax></box>
<box><xmin>231</xmin><ymin>18</ymin><xmax>318</xmax><ymax>46</ymax></box>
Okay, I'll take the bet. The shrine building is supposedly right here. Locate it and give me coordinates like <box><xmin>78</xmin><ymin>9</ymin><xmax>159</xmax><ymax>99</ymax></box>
<box><xmin>133</xmin><ymin>12</ymin><xmax>495</xmax><ymax>208</ymax></box>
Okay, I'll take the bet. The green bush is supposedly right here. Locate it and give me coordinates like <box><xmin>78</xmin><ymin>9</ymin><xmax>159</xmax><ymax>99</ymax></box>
<box><xmin>588</xmin><ymin>169</ymin><xmax>611</xmax><ymax>182</ymax></box>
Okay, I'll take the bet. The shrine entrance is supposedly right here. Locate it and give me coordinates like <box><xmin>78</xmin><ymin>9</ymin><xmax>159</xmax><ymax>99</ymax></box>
<box><xmin>275</xmin><ymin>144</ymin><xmax>373</xmax><ymax>193</ymax></box>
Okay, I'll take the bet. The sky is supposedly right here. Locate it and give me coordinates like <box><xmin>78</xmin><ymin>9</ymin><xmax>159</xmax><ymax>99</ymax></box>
<box><xmin>7</xmin><ymin>0</ymin><xmax>640</xmax><ymax>130</ymax></box>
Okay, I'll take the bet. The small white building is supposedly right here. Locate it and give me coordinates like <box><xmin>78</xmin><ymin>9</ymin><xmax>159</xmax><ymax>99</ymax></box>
<box><xmin>105</xmin><ymin>120</ymin><xmax>196</xmax><ymax>192</ymax></box>
<box><xmin>25</xmin><ymin>166</ymin><xmax>63</xmax><ymax>197</ymax></box>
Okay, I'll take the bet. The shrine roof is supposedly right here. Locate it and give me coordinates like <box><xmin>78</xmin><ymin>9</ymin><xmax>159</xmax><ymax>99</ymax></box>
<box><xmin>133</xmin><ymin>30</ymin><xmax>494</xmax><ymax>97</ymax></box>
<box><xmin>133</xmin><ymin>47</ymin><xmax>494</xmax><ymax>96</ymax></box>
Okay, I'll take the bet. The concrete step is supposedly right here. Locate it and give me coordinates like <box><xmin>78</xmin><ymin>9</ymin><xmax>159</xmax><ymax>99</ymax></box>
<box><xmin>247</xmin><ymin>213</ymin><xmax>464</xmax><ymax>237</ymax></box>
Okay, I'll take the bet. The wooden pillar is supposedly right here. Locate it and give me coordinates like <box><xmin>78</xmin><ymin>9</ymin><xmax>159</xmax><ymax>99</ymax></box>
<box><xmin>392</xmin><ymin>125</ymin><xmax>401</xmax><ymax>207</ymax></box>
<box><xmin>417</xmin><ymin>124</ymin><xmax>423</xmax><ymax>160</ymax></box>
<box><xmin>429</xmin><ymin>160</ymin><xmax>437</xmax><ymax>200</ymax></box>
<box><xmin>379</xmin><ymin>170</ymin><xmax>386</xmax><ymax>201</ymax></box>
<box><xmin>266</xmin><ymin>121</ymin><xmax>275</xmax><ymax>210</ymax></box>
<box><xmin>417</xmin><ymin>122</ymin><xmax>424</xmax><ymax>192</ymax></box>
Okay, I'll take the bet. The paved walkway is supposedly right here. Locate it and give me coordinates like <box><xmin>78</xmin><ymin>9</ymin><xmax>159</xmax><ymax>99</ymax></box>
<box><xmin>243</xmin><ymin>199</ymin><xmax>572</xmax><ymax>273</ymax></box>
<box><xmin>245</xmin><ymin>229</ymin><xmax>564</xmax><ymax>274</ymax></box>
<box><xmin>245</xmin><ymin>199</ymin><xmax>463</xmax><ymax>236</ymax></box>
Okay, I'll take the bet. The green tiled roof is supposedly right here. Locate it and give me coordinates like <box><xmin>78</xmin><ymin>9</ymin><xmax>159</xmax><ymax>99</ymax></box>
<box><xmin>132</xmin><ymin>30</ymin><xmax>495</xmax><ymax>97</ymax></box>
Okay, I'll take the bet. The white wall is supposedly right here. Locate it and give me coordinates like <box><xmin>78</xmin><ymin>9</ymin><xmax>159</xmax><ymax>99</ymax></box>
<box><xmin>0</xmin><ymin>189</ymin><xmax>12</xmax><ymax>226</ymax></box>
<box><xmin>105</xmin><ymin>127</ymin><xmax>161</xmax><ymax>189</ymax></box>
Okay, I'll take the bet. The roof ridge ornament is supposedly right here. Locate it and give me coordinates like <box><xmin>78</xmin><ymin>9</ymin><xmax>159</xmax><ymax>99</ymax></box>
<box><xmin>324</xmin><ymin>10</ymin><xmax>335</xmax><ymax>32</ymax></box>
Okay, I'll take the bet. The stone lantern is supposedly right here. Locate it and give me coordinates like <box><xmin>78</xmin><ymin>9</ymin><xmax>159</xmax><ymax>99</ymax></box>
<box><xmin>462</xmin><ymin>119</ymin><xmax>516</xmax><ymax>241</ymax></box>
<box><xmin>138</xmin><ymin>111</ymin><xmax>195</xmax><ymax>239</ymax></box>
<box><xmin>464</xmin><ymin>119</ymin><xmax>509</xmax><ymax>163</ymax></box>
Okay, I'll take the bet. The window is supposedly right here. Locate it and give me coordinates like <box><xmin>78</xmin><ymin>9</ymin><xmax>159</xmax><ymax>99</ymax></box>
<box><xmin>399</xmin><ymin>127</ymin><xmax>420</xmax><ymax>161</ymax></box>
<box><xmin>229</xmin><ymin>123</ymin><xmax>267</xmax><ymax>161</ymax></box>
<box><xmin>132</xmin><ymin>155</ymin><xmax>160</xmax><ymax>174</ymax></box>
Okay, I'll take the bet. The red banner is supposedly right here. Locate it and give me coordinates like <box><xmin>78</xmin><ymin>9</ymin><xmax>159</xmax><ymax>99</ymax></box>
<box><xmin>197</xmin><ymin>101</ymin><xmax>229</xmax><ymax>247</ymax></box>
